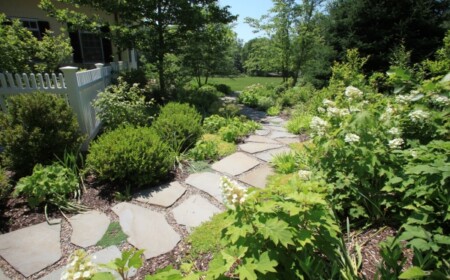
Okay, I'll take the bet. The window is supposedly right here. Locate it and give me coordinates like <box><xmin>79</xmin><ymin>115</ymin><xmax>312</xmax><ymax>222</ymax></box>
<box><xmin>18</xmin><ymin>18</ymin><xmax>49</xmax><ymax>40</ymax></box>
<box><xmin>80</xmin><ymin>32</ymin><xmax>104</xmax><ymax>63</ymax></box>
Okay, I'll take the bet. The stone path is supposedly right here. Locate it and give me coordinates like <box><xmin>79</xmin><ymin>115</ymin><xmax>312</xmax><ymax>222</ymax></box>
<box><xmin>0</xmin><ymin>105</ymin><xmax>299</xmax><ymax>279</ymax></box>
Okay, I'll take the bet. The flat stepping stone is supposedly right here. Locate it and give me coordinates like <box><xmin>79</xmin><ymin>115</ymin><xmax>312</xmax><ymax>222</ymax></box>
<box><xmin>0</xmin><ymin>220</ymin><xmax>61</xmax><ymax>277</ymax></box>
<box><xmin>134</xmin><ymin>181</ymin><xmax>186</xmax><ymax>207</ymax></box>
<box><xmin>70</xmin><ymin>211</ymin><xmax>110</xmax><ymax>248</ymax></box>
<box><xmin>0</xmin><ymin>269</ymin><xmax>10</xmax><ymax>280</ymax></box>
<box><xmin>262</xmin><ymin>125</ymin><xmax>288</xmax><ymax>132</ymax></box>
<box><xmin>239</xmin><ymin>142</ymin><xmax>283</xmax><ymax>153</ymax></box>
<box><xmin>172</xmin><ymin>195</ymin><xmax>221</xmax><ymax>231</ymax></box>
<box><xmin>212</xmin><ymin>152</ymin><xmax>260</xmax><ymax>176</ymax></box>
<box><xmin>185</xmin><ymin>172</ymin><xmax>223</xmax><ymax>202</ymax></box>
<box><xmin>112</xmin><ymin>203</ymin><xmax>180</xmax><ymax>259</ymax></box>
<box><xmin>255</xmin><ymin>147</ymin><xmax>291</xmax><ymax>162</ymax></box>
<box><xmin>276</xmin><ymin>137</ymin><xmax>301</xmax><ymax>144</ymax></box>
<box><xmin>269</xmin><ymin>131</ymin><xmax>298</xmax><ymax>139</ymax></box>
<box><xmin>239</xmin><ymin>165</ymin><xmax>274</xmax><ymax>188</ymax></box>
<box><xmin>245</xmin><ymin>135</ymin><xmax>280</xmax><ymax>144</ymax></box>
<box><xmin>264</xmin><ymin>116</ymin><xmax>286</xmax><ymax>125</ymax></box>
<box><xmin>255</xmin><ymin>129</ymin><xmax>270</xmax><ymax>136</ymax></box>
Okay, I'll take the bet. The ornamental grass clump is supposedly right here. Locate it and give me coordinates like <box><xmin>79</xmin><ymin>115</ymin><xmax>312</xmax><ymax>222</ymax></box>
<box><xmin>86</xmin><ymin>126</ymin><xmax>174</xmax><ymax>189</ymax></box>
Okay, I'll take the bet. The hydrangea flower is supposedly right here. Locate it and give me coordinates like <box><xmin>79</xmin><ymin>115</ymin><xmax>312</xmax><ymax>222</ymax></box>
<box><xmin>317</xmin><ymin>107</ymin><xmax>326</xmax><ymax>113</ymax></box>
<box><xmin>339</xmin><ymin>108</ymin><xmax>350</xmax><ymax>116</ymax></box>
<box><xmin>387</xmin><ymin>127</ymin><xmax>401</xmax><ymax>136</ymax></box>
<box><xmin>327</xmin><ymin>107</ymin><xmax>341</xmax><ymax>117</ymax></box>
<box><xmin>388</xmin><ymin>138</ymin><xmax>404</xmax><ymax>149</ymax></box>
<box><xmin>344</xmin><ymin>133</ymin><xmax>360</xmax><ymax>143</ymax></box>
<box><xmin>322</xmin><ymin>99</ymin><xmax>336</xmax><ymax>107</ymax></box>
<box><xmin>310</xmin><ymin>116</ymin><xmax>329</xmax><ymax>137</ymax></box>
<box><xmin>434</xmin><ymin>95</ymin><xmax>450</xmax><ymax>106</ymax></box>
<box><xmin>220</xmin><ymin>176</ymin><xmax>248</xmax><ymax>209</ymax></box>
<box><xmin>62</xmin><ymin>249</ymin><xmax>97</xmax><ymax>280</ymax></box>
<box><xmin>345</xmin><ymin>86</ymin><xmax>363</xmax><ymax>100</ymax></box>
<box><xmin>408</xmin><ymin>109</ymin><xmax>430</xmax><ymax>122</ymax></box>
<box><xmin>298</xmin><ymin>170</ymin><xmax>312</xmax><ymax>180</ymax></box>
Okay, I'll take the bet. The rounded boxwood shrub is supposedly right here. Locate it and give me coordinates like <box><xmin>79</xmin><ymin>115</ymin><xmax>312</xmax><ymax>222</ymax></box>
<box><xmin>152</xmin><ymin>102</ymin><xmax>202</xmax><ymax>153</ymax></box>
<box><xmin>0</xmin><ymin>92</ymin><xmax>84</xmax><ymax>177</ymax></box>
<box><xmin>86</xmin><ymin>126</ymin><xmax>174</xmax><ymax>188</ymax></box>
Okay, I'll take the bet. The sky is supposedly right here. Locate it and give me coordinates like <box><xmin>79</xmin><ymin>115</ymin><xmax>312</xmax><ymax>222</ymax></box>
<box><xmin>218</xmin><ymin>0</ymin><xmax>274</xmax><ymax>43</ymax></box>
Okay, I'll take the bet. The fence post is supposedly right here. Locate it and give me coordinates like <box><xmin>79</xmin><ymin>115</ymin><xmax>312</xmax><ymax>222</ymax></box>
<box><xmin>60</xmin><ymin>66</ymin><xmax>87</xmax><ymax>137</ymax></box>
<box><xmin>95</xmin><ymin>63</ymin><xmax>106</xmax><ymax>89</ymax></box>
<box><xmin>118</xmin><ymin>61</ymin><xmax>124</xmax><ymax>72</ymax></box>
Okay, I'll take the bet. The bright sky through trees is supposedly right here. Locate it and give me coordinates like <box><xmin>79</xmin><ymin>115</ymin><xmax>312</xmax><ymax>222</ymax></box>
<box><xmin>219</xmin><ymin>0</ymin><xmax>274</xmax><ymax>42</ymax></box>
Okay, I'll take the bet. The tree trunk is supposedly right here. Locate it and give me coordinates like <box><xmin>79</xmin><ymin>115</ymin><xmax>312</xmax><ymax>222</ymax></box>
<box><xmin>156</xmin><ymin>0</ymin><xmax>166</xmax><ymax>97</ymax></box>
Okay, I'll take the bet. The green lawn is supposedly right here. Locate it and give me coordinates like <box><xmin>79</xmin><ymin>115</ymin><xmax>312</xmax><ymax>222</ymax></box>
<box><xmin>208</xmin><ymin>76</ymin><xmax>284</xmax><ymax>92</ymax></box>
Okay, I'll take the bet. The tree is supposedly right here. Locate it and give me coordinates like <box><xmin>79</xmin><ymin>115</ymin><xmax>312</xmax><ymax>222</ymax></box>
<box><xmin>40</xmin><ymin>0</ymin><xmax>235</xmax><ymax>95</ymax></box>
<box><xmin>326</xmin><ymin>0</ymin><xmax>450</xmax><ymax>73</ymax></box>
<box><xmin>0</xmin><ymin>13</ymin><xmax>72</xmax><ymax>73</ymax></box>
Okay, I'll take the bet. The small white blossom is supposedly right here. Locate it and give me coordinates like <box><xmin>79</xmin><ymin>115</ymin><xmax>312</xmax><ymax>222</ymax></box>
<box><xmin>388</xmin><ymin>138</ymin><xmax>404</xmax><ymax>149</ymax></box>
<box><xmin>327</xmin><ymin>107</ymin><xmax>341</xmax><ymax>117</ymax></box>
<box><xmin>317</xmin><ymin>107</ymin><xmax>326</xmax><ymax>113</ymax></box>
<box><xmin>387</xmin><ymin>127</ymin><xmax>401</xmax><ymax>136</ymax></box>
<box><xmin>340</xmin><ymin>108</ymin><xmax>350</xmax><ymax>116</ymax></box>
<box><xmin>434</xmin><ymin>95</ymin><xmax>450</xmax><ymax>106</ymax></box>
<box><xmin>344</xmin><ymin>133</ymin><xmax>360</xmax><ymax>143</ymax></box>
<box><xmin>396</xmin><ymin>94</ymin><xmax>413</xmax><ymax>104</ymax></box>
<box><xmin>221</xmin><ymin>176</ymin><xmax>248</xmax><ymax>208</ymax></box>
<box><xmin>310</xmin><ymin>116</ymin><xmax>329</xmax><ymax>137</ymax></box>
<box><xmin>322</xmin><ymin>99</ymin><xmax>336</xmax><ymax>107</ymax></box>
<box><xmin>411</xmin><ymin>150</ymin><xmax>418</xmax><ymax>158</ymax></box>
<box><xmin>380</xmin><ymin>105</ymin><xmax>395</xmax><ymax>121</ymax></box>
<box><xmin>298</xmin><ymin>170</ymin><xmax>312</xmax><ymax>180</ymax></box>
<box><xmin>82</xmin><ymin>271</ymin><xmax>91</xmax><ymax>278</ymax></box>
<box><xmin>73</xmin><ymin>272</ymin><xmax>82</xmax><ymax>280</ymax></box>
<box><xmin>345</xmin><ymin>86</ymin><xmax>363</xmax><ymax>100</ymax></box>
<box><xmin>409</xmin><ymin>109</ymin><xmax>430</xmax><ymax>122</ymax></box>
<box><xmin>350</xmin><ymin>106</ymin><xmax>361</xmax><ymax>113</ymax></box>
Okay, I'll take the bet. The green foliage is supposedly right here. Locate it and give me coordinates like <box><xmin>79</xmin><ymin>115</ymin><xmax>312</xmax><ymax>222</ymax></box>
<box><xmin>96</xmin><ymin>222</ymin><xmax>128</xmax><ymax>248</ymax></box>
<box><xmin>86</xmin><ymin>126</ymin><xmax>174</xmax><ymax>189</ymax></box>
<box><xmin>203</xmin><ymin>115</ymin><xmax>261</xmax><ymax>143</ymax></box>
<box><xmin>100</xmin><ymin>249</ymin><xmax>144</xmax><ymax>280</ymax></box>
<box><xmin>0</xmin><ymin>14</ymin><xmax>72</xmax><ymax>73</ymax></box>
<box><xmin>186</xmin><ymin>212</ymin><xmax>230</xmax><ymax>260</ymax></box>
<box><xmin>0</xmin><ymin>93</ymin><xmax>84</xmax><ymax>177</ymax></box>
<box><xmin>187</xmin><ymin>134</ymin><xmax>236</xmax><ymax>161</ymax></box>
<box><xmin>267</xmin><ymin>104</ymin><xmax>281</xmax><ymax>116</ymax></box>
<box><xmin>238</xmin><ymin>83</ymin><xmax>277</xmax><ymax>110</ymax></box>
<box><xmin>286</xmin><ymin>113</ymin><xmax>312</xmax><ymax>134</ymax></box>
<box><xmin>0</xmin><ymin>167</ymin><xmax>11</xmax><ymax>205</ymax></box>
<box><xmin>14</xmin><ymin>162</ymin><xmax>80</xmax><ymax>210</ymax></box>
<box><xmin>178</xmin><ymin>84</ymin><xmax>224</xmax><ymax>116</ymax></box>
<box><xmin>152</xmin><ymin>102</ymin><xmax>202</xmax><ymax>153</ymax></box>
<box><xmin>207</xmin><ymin>76</ymin><xmax>284</xmax><ymax>92</ymax></box>
<box><xmin>93</xmin><ymin>77</ymin><xmax>155</xmax><ymax>130</ymax></box>
<box><xmin>63</xmin><ymin>249</ymin><xmax>97</xmax><ymax>280</ymax></box>
<box><xmin>213</xmin><ymin>83</ymin><xmax>233</xmax><ymax>95</ymax></box>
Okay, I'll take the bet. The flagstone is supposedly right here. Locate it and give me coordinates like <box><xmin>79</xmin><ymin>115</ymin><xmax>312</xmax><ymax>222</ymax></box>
<box><xmin>255</xmin><ymin>147</ymin><xmax>292</xmax><ymax>162</ymax></box>
<box><xmin>185</xmin><ymin>172</ymin><xmax>223</xmax><ymax>202</ymax></box>
<box><xmin>255</xmin><ymin>129</ymin><xmax>270</xmax><ymax>136</ymax></box>
<box><xmin>239</xmin><ymin>165</ymin><xmax>274</xmax><ymax>188</ymax></box>
<box><xmin>172</xmin><ymin>195</ymin><xmax>221</xmax><ymax>231</ymax></box>
<box><xmin>134</xmin><ymin>181</ymin><xmax>186</xmax><ymax>207</ymax></box>
<box><xmin>245</xmin><ymin>135</ymin><xmax>280</xmax><ymax>144</ymax></box>
<box><xmin>239</xmin><ymin>142</ymin><xmax>283</xmax><ymax>154</ymax></box>
<box><xmin>212</xmin><ymin>152</ymin><xmax>260</xmax><ymax>176</ymax></box>
<box><xmin>70</xmin><ymin>211</ymin><xmax>110</xmax><ymax>248</ymax></box>
<box><xmin>269</xmin><ymin>131</ymin><xmax>298</xmax><ymax>139</ymax></box>
<box><xmin>276</xmin><ymin>137</ymin><xmax>301</xmax><ymax>144</ymax></box>
<box><xmin>112</xmin><ymin>203</ymin><xmax>180</xmax><ymax>259</ymax></box>
<box><xmin>0</xmin><ymin>220</ymin><xmax>61</xmax><ymax>277</ymax></box>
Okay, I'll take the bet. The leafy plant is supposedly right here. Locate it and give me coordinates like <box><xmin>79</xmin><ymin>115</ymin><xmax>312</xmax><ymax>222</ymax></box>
<box><xmin>286</xmin><ymin>113</ymin><xmax>313</xmax><ymax>134</ymax></box>
<box><xmin>0</xmin><ymin>92</ymin><xmax>84</xmax><ymax>177</ymax></box>
<box><xmin>0</xmin><ymin>167</ymin><xmax>11</xmax><ymax>205</ymax></box>
<box><xmin>97</xmin><ymin>249</ymin><xmax>144</xmax><ymax>280</ymax></box>
<box><xmin>14</xmin><ymin>162</ymin><xmax>86</xmax><ymax>218</ymax></box>
<box><xmin>152</xmin><ymin>102</ymin><xmax>202</xmax><ymax>153</ymax></box>
<box><xmin>187</xmin><ymin>134</ymin><xmax>236</xmax><ymax>161</ymax></box>
<box><xmin>178</xmin><ymin>84</ymin><xmax>224</xmax><ymax>116</ymax></box>
<box><xmin>203</xmin><ymin>115</ymin><xmax>261</xmax><ymax>143</ymax></box>
<box><xmin>96</xmin><ymin>222</ymin><xmax>128</xmax><ymax>248</ymax></box>
<box><xmin>93</xmin><ymin>77</ymin><xmax>155</xmax><ymax>130</ymax></box>
<box><xmin>86</xmin><ymin>126</ymin><xmax>174</xmax><ymax>189</ymax></box>
<box><xmin>238</xmin><ymin>83</ymin><xmax>277</xmax><ymax>111</ymax></box>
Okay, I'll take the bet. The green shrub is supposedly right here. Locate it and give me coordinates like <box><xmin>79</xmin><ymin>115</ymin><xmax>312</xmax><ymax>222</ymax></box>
<box><xmin>93</xmin><ymin>77</ymin><xmax>155</xmax><ymax>130</ymax></box>
<box><xmin>267</xmin><ymin>104</ymin><xmax>281</xmax><ymax>116</ymax></box>
<box><xmin>286</xmin><ymin>113</ymin><xmax>313</xmax><ymax>134</ymax></box>
<box><xmin>213</xmin><ymin>83</ymin><xmax>233</xmax><ymax>95</ymax></box>
<box><xmin>203</xmin><ymin>115</ymin><xmax>261</xmax><ymax>143</ymax></box>
<box><xmin>0</xmin><ymin>93</ymin><xmax>84</xmax><ymax>177</ymax></box>
<box><xmin>152</xmin><ymin>102</ymin><xmax>202</xmax><ymax>153</ymax></box>
<box><xmin>86</xmin><ymin>126</ymin><xmax>174</xmax><ymax>188</ymax></box>
<box><xmin>187</xmin><ymin>134</ymin><xmax>236</xmax><ymax>161</ymax></box>
<box><xmin>238</xmin><ymin>83</ymin><xmax>277</xmax><ymax>111</ymax></box>
<box><xmin>178</xmin><ymin>84</ymin><xmax>224</xmax><ymax>116</ymax></box>
<box><xmin>0</xmin><ymin>167</ymin><xmax>11</xmax><ymax>204</ymax></box>
<box><xmin>14</xmin><ymin>162</ymin><xmax>80</xmax><ymax>210</ymax></box>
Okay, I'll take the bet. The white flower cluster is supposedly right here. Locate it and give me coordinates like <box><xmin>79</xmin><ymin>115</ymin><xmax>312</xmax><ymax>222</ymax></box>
<box><xmin>387</xmin><ymin>127</ymin><xmax>401</xmax><ymax>136</ymax></box>
<box><xmin>298</xmin><ymin>170</ymin><xmax>312</xmax><ymax>180</ymax></box>
<box><xmin>380</xmin><ymin>105</ymin><xmax>395</xmax><ymax>121</ymax></box>
<box><xmin>388</xmin><ymin>138</ymin><xmax>404</xmax><ymax>149</ymax></box>
<box><xmin>322</xmin><ymin>99</ymin><xmax>336</xmax><ymax>107</ymax></box>
<box><xmin>344</xmin><ymin>133</ymin><xmax>360</xmax><ymax>143</ymax></box>
<box><xmin>395</xmin><ymin>94</ymin><xmax>414</xmax><ymax>105</ymax></box>
<box><xmin>310</xmin><ymin>116</ymin><xmax>329</xmax><ymax>137</ymax></box>
<box><xmin>220</xmin><ymin>176</ymin><xmax>248</xmax><ymax>208</ymax></box>
<box><xmin>62</xmin><ymin>249</ymin><xmax>97</xmax><ymax>280</ymax></box>
<box><xmin>326</xmin><ymin>107</ymin><xmax>350</xmax><ymax>117</ymax></box>
<box><xmin>433</xmin><ymin>95</ymin><xmax>450</xmax><ymax>106</ymax></box>
<box><xmin>408</xmin><ymin>109</ymin><xmax>430</xmax><ymax>122</ymax></box>
<box><xmin>317</xmin><ymin>107</ymin><xmax>326</xmax><ymax>113</ymax></box>
<box><xmin>345</xmin><ymin>86</ymin><xmax>363</xmax><ymax>100</ymax></box>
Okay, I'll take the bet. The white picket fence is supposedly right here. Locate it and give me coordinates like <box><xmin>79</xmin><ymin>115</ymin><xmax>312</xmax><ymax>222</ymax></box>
<box><xmin>0</xmin><ymin>61</ymin><xmax>130</xmax><ymax>149</ymax></box>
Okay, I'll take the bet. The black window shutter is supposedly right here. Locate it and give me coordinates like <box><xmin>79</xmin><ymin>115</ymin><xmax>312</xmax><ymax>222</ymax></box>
<box><xmin>101</xmin><ymin>26</ymin><xmax>113</xmax><ymax>63</ymax></box>
<box><xmin>37</xmin><ymin>21</ymin><xmax>50</xmax><ymax>39</ymax></box>
<box><xmin>68</xmin><ymin>30</ymin><xmax>83</xmax><ymax>63</ymax></box>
